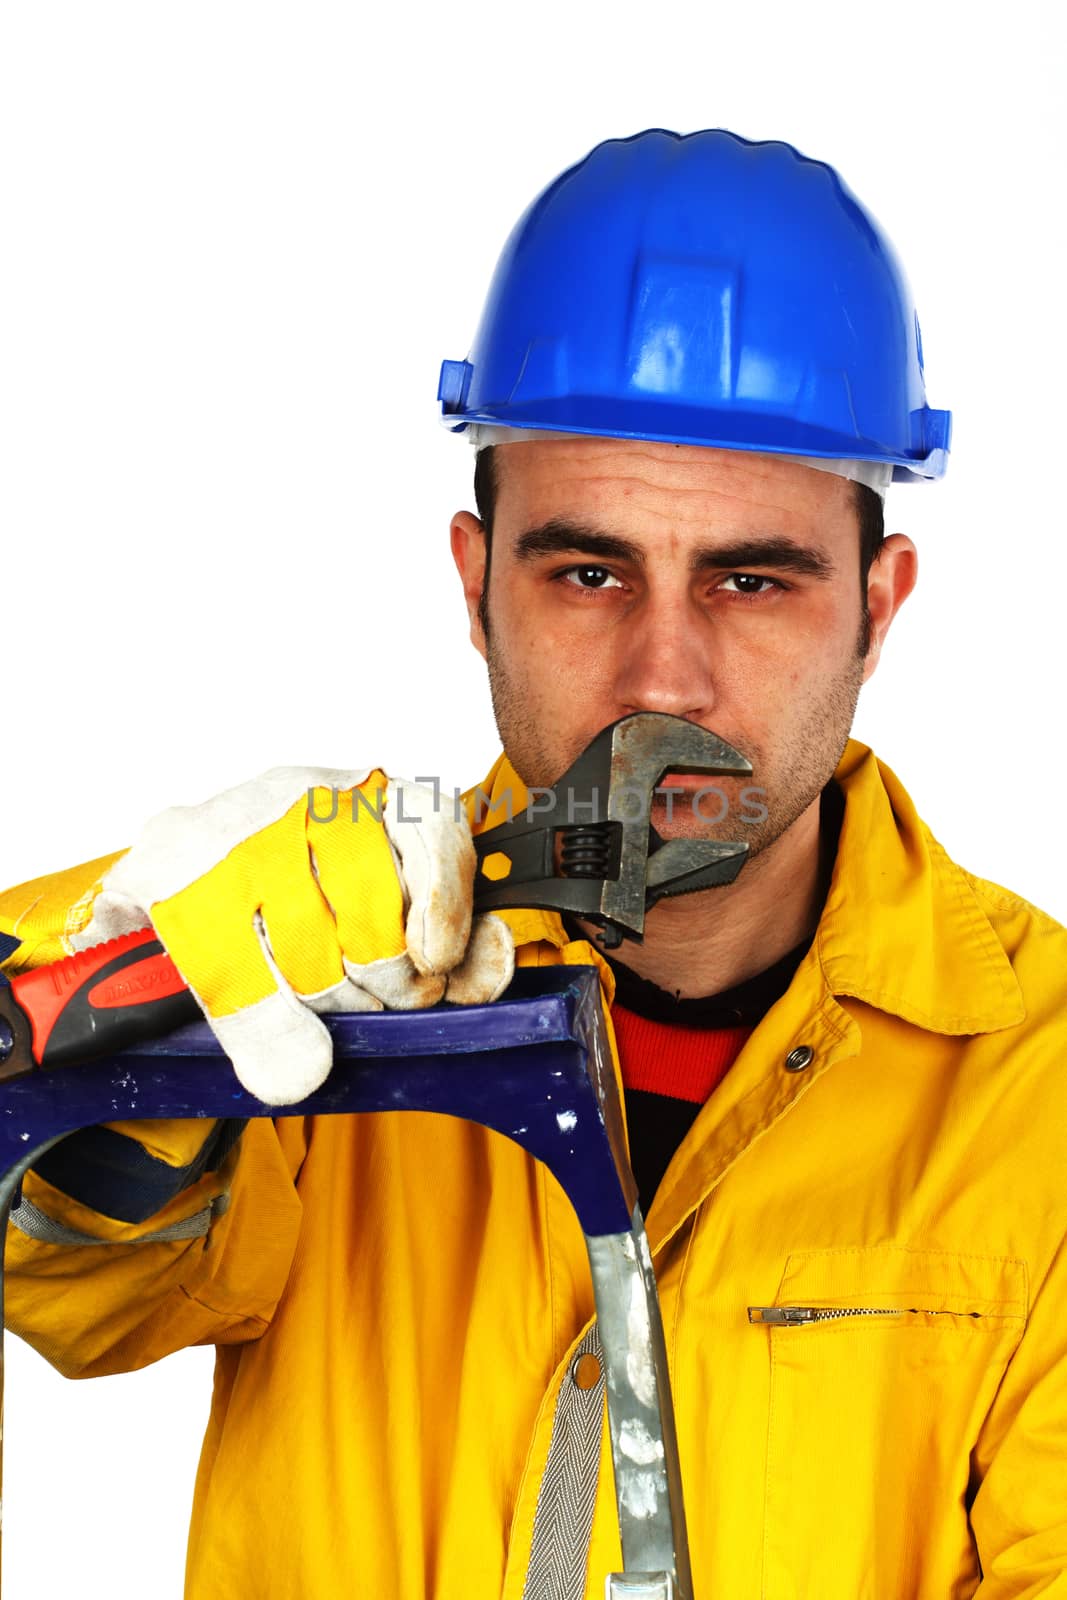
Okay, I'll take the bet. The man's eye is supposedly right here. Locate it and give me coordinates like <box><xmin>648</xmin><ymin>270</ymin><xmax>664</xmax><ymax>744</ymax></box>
<box><xmin>561</xmin><ymin>565</ymin><xmax>622</xmax><ymax>590</ymax></box>
<box><xmin>719</xmin><ymin>573</ymin><xmax>782</xmax><ymax>598</ymax></box>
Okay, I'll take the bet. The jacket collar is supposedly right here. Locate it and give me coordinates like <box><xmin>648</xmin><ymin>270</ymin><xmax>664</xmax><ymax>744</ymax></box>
<box><xmin>468</xmin><ymin>738</ymin><xmax>1025</xmax><ymax>1037</ymax></box>
<box><xmin>816</xmin><ymin>739</ymin><xmax>1024</xmax><ymax>1033</ymax></box>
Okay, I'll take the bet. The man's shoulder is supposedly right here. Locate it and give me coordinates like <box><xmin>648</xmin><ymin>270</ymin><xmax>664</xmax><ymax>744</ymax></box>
<box><xmin>0</xmin><ymin>850</ymin><xmax>126</xmax><ymax>972</ymax></box>
<box><xmin>955</xmin><ymin>852</ymin><xmax>1067</xmax><ymax>936</ymax></box>
<box><xmin>951</xmin><ymin>852</ymin><xmax>1065</xmax><ymax>941</ymax></box>
<box><xmin>928</xmin><ymin>828</ymin><xmax>1067</xmax><ymax>1016</ymax></box>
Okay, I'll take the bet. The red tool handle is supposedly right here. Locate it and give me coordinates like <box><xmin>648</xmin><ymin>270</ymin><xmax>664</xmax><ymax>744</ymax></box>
<box><xmin>9</xmin><ymin>928</ymin><xmax>200</xmax><ymax>1070</ymax></box>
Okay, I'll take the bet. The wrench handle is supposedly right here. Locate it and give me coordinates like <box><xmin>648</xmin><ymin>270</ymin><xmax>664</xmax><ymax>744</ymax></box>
<box><xmin>8</xmin><ymin>928</ymin><xmax>200</xmax><ymax>1071</ymax></box>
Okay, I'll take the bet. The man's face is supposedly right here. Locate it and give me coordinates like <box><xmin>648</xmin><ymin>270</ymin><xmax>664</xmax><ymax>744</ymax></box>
<box><xmin>451</xmin><ymin>437</ymin><xmax>916</xmax><ymax>860</ymax></box>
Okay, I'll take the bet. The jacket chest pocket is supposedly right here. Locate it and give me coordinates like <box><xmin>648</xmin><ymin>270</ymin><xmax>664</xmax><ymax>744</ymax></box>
<box><xmin>754</xmin><ymin>1247</ymin><xmax>1026</xmax><ymax>1600</ymax></box>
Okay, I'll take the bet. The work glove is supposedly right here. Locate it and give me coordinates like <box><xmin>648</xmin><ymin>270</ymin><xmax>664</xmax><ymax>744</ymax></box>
<box><xmin>70</xmin><ymin>767</ymin><xmax>514</xmax><ymax>1106</ymax></box>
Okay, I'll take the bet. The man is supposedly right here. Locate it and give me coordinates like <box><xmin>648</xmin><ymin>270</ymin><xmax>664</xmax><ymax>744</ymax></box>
<box><xmin>2</xmin><ymin>129</ymin><xmax>1064</xmax><ymax>1597</ymax></box>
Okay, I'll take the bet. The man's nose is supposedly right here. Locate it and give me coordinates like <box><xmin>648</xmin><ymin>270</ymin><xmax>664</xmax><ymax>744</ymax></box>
<box><xmin>613</xmin><ymin>589</ymin><xmax>718</xmax><ymax>720</ymax></box>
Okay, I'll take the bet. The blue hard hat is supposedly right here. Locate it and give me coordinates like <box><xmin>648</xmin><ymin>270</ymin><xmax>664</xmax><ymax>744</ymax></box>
<box><xmin>439</xmin><ymin>129</ymin><xmax>950</xmax><ymax>482</ymax></box>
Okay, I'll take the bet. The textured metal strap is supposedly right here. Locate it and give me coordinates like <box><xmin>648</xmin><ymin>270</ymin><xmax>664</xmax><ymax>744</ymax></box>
<box><xmin>522</xmin><ymin>1323</ymin><xmax>604</xmax><ymax>1600</ymax></box>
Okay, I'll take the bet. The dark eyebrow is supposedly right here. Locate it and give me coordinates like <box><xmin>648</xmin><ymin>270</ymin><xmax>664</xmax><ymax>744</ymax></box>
<box><xmin>513</xmin><ymin>521</ymin><xmax>643</xmax><ymax>566</ymax></box>
<box><xmin>512</xmin><ymin>518</ymin><xmax>836</xmax><ymax>579</ymax></box>
<box><xmin>690</xmin><ymin>537</ymin><xmax>835</xmax><ymax>579</ymax></box>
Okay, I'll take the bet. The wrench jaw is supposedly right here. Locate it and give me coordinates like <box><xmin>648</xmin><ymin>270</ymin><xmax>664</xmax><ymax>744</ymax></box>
<box><xmin>642</xmin><ymin>833</ymin><xmax>750</xmax><ymax>905</ymax></box>
<box><xmin>472</xmin><ymin>714</ymin><xmax>753</xmax><ymax>949</ymax></box>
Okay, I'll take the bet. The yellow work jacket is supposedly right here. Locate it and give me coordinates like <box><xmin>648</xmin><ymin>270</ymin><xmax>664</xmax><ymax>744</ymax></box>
<box><xmin>2</xmin><ymin>738</ymin><xmax>1066</xmax><ymax>1598</ymax></box>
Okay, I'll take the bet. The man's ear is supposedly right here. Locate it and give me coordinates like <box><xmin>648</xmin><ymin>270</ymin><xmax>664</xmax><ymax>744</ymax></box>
<box><xmin>861</xmin><ymin>532</ymin><xmax>919</xmax><ymax>684</ymax></box>
<box><xmin>450</xmin><ymin>511</ymin><xmax>488</xmax><ymax>661</ymax></box>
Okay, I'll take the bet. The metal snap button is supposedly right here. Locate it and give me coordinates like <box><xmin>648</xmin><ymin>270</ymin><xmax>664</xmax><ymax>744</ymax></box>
<box><xmin>784</xmin><ymin>1045</ymin><xmax>814</xmax><ymax>1073</ymax></box>
<box><xmin>572</xmin><ymin>1353</ymin><xmax>602</xmax><ymax>1390</ymax></box>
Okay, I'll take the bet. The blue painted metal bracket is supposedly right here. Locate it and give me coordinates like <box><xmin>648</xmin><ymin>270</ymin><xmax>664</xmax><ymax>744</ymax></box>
<box><xmin>0</xmin><ymin>966</ymin><xmax>690</xmax><ymax>1597</ymax></box>
<box><xmin>0</xmin><ymin>966</ymin><xmax>633</xmax><ymax>1236</ymax></box>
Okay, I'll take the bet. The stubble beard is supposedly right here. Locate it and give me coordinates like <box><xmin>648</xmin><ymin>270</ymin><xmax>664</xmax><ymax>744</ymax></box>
<box><xmin>484</xmin><ymin>605</ymin><xmax>870</xmax><ymax>866</ymax></box>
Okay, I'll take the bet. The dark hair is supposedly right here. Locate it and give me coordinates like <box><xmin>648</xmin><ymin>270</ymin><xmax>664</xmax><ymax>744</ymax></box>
<box><xmin>473</xmin><ymin>446</ymin><xmax>499</xmax><ymax>644</ymax></box>
<box><xmin>473</xmin><ymin>445</ymin><xmax>885</xmax><ymax>651</ymax></box>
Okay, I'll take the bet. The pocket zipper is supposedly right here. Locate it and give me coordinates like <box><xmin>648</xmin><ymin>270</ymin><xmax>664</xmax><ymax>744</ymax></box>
<box><xmin>747</xmin><ymin>1305</ymin><xmax>980</xmax><ymax>1325</ymax></box>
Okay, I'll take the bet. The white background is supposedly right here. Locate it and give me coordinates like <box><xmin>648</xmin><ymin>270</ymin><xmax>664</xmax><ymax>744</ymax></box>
<box><xmin>0</xmin><ymin>2</ymin><xmax>1063</xmax><ymax>1592</ymax></box>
